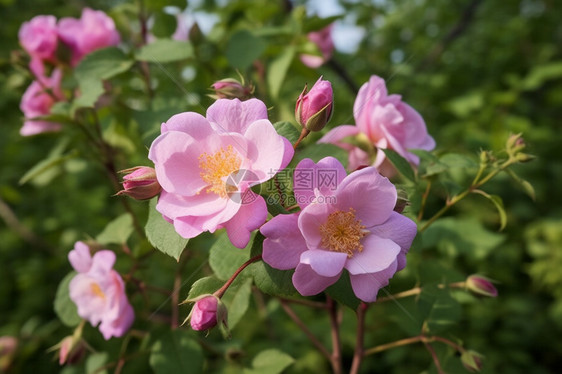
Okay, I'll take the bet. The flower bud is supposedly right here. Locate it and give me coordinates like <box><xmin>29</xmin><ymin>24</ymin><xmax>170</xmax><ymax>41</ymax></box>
<box><xmin>295</xmin><ymin>77</ymin><xmax>333</xmax><ymax>132</ymax></box>
<box><xmin>466</xmin><ymin>275</ymin><xmax>498</xmax><ymax>297</ymax></box>
<box><xmin>394</xmin><ymin>189</ymin><xmax>409</xmax><ymax>213</ymax></box>
<box><xmin>210</xmin><ymin>78</ymin><xmax>254</xmax><ymax>100</ymax></box>
<box><xmin>461</xmin><ymin>350</ymin><xmax>484</xmax><ymax>372</ymax></box>
<box><xmin>0</xmin><ymin>336</ymin><xmax>18</xmax><ymax>371</ymax></box>
<box><xmin>188</xmin><ymin>295</ymin><xmax>228</xmax><ymax>332</ymax></box>
<box><xmin>58</xmin><ymin>336</ymin><xmax>85</xmax><ymax>365</ymax></box>
<box><xmin>116</xmin><ymin>166</ymin><xmax>161</xmax><ymax>200</ymax></box>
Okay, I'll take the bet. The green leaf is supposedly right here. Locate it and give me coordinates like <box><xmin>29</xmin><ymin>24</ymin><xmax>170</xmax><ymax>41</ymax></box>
<box><xmin>187</xmin><ymin>276</ymin><xmax>224</xmax><ymax>300</ymax></box>
<box><xmin>54</xmin><ymin>272</ymin><xmax>81</xmax><ymax>327</ymax></box>
<box><xmin>292</xmin><ymin>143</ymin><xmax>348</xmax><ymax>167</ymax></box>
<box><xmin>267</xmin><ymin>46</ymin><xmax>295</xmax><ymax>99</ymax></box>
<box><xmin>145</xmin><ymin>197</ymin><xmax>189</xmax><ymax>261</ymax></box>
<box><xmin>226</xmin><ymin>30</ymin><xmax>266</xmax><ymax>70</ymax></box>
<box><xmin>136</xmin><ymin>39</ymin><xmax>194</xmax><ymax>63</ymax></box>
<box><xmin>303</xmin><ymin>15</ymin><xmax>341</xmax><ymax>32</ymax></box>
<box><xmin>19</xmin><ymin>149</ymin><xmax>78</xmax><ymax>185</ymax></box>
<box><xmin>223</xmin><ymin>277</ymin><xmax>253</xmax><ymax>329</ymax></box>
<box><xmin>472</xmin><ymin>190</ymin><xmax>508</xmax><ymax>231</ymax></box>
<box><xmin>149</xmin><ymin>330</ymin><xmax>203</xmax><ymax>374</ymax></box>
<box><xmin>85</xmin><ymin>352</ymin><xmax>108</xmax><ymax>374</ymax></box>
<box><xmin>249</xmin><ymin>262</ymin><xmax>296</xmax><ymax>298</ymax></box>
<box><xmin>209</xmin><ymin>232</ymin><xmax>252</xmax><ymax>281</ymax></box>
<box><xmin>75</xmin><ymin>47</ymin><xmax>134</xmax><ymax>82</ymax></box>
<box><xmin>243</xmin><ymin>349</ymin><xmax>294</xmax><ymax>374</ymax></box>
<box><xmin>151</xmin><ymin>12</ymin><xmax>177</xmax><ymax>38</ymax></box>
<box><xmin>382</xmin><ymin>148</ymin><xmax>416</xmax><ymax>182</ymax></box>
<box><xmin>72</xmin><ymin>79</ymin><xmax>105</xmax><ymax>109</ymax></box>
<box><xmin>505</xmin><ymin>168</ymin><xmax>536</xmax><ymax>200</ymax></box>
<box><xmin>273</xmin><ymin>121</ymin><xmax>300</xmax><ymax>143</ymax></box>
<box><xmin>96</xmin><ymin>214</ymin><xmax>134</xmax><ymax>245</ymax></box>
<box><xmin>418</xmin><ymin>285</ymin><xmax>461</xmax><ymax>333</ymax></box>
<box><xmin>326</xmin><ymin>271</ymin><xmax>360</xmax><ymax>310</ymax></box>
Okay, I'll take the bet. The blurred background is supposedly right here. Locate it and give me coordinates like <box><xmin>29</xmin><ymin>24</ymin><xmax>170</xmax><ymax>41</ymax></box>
<box><xmin>1</xmin><ymin>0</ymin><xmax>561</xmax><ymax>373</ymax></box>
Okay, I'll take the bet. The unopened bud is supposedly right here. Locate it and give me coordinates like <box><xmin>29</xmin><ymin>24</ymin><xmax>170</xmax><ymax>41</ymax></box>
<box><xmin>461</xmin><ymin>350</ymin><xmax>484</xmax><ymax>372</ymax></box>
<box><xmin>0</xmin><ymin>336</ymin><xmax>18</xmax><ymax>371</ymax></box>
<box><xmin>210</xmin><ymin>78</ymin><xmax>254</xmax><ymax>100</ymax></box>
<box><xmin>184</xmin><ymin>294</ymin><xmax>228</xmax><ymax>333</ymax></box>
<box><xmin>506</xmin><ymin>133</ymin><xmax>526</xmax><ymax>155</ymax></box>
<box><xmin>394</xmin><ymin>189</ymin><xmax>409</xmax><ymax>213</ymax></box>
<box><xmin>515</xmin><ymin>152</ymin><xmax>535</xmax><ymax>163</ymax></box>
<box><xmin>116</xmin><ymin>166</ymin><xmax>161</xmax><ymax>200</ymax></box>
<box><xmin>295</xmin><ymin>77</ymin><xmax>333</xmax><ymax>132</ymax></box>
<box><xmin>466</xmin><ymin>275</ymin><xmax>498</xmax><ymax>297</ymax></box>
<box><xmin>58</xmin><ymin>336</ymin><xmax>85</xmax><ymax>365</ymax></box>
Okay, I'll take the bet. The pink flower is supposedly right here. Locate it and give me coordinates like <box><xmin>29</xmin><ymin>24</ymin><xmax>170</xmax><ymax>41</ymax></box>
<box><xmin>148</xmin><ymin>98</ymin><xmax>294</xmax><ymax>248</ymax></box>
<box><xmin>18</xmin><ymin>15</ymin><xmax>59</xmax><ymax>62</ymax></box>
<box><xmin>58</xmin><ymin>8</ymin><xmax>120</xmax><ymax>66</ymax></box>
<box><xmin>295</xmin><ymin>77</ymin><xmax>333</xmax><ymax>132</ymax></box>
<box><xmin>261</xmin><ymin>157</ymin><xmax>417</xmax><ymax>302</ymax></box>
<box><xmin>319</xmin><ymin>75</ymin><xmax>435</xmax><ymax>173</ymax></box>
<box><xmin>68</xmin><ymin>242</ymin><xmax>134</xmax><ymax>340</ymax></box>
<box><xmin>300</xmin><ymin>24</ymin><xmax>334</xmax><ymax>68</ymax></box>
<box><xmin>19</xmin><ymin>69</ymin><xmax>64</xmax><ymax>136</ymax></box>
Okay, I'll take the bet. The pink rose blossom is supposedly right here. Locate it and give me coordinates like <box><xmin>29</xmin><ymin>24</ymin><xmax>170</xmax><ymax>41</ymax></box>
<box><xmin>148</xmin><ymin>98</ymin><xmax>294</xmax><ymax>248</ymax></box>
<box><xmin>300</xmin><ymin>24</ymin><xmax>334</xmax><ymax>68</ymax></box>
<box><xmin>18</xmin><ymin>15</ymin><xmax>59</xmax><ymax>62</ymax></box>
<box><xmin>58</xmin><ymin>8</ymin><xmax>120</xmax><ymax>66</ymax></box>
<box><xmin>261</xmin><ymin>157</ymin><xmax>417</xmax><ymax>302</ymax></box>
<box><xmin>68</xmin><ymin>242</ymin><xmax>134</xmax><ymax>340</ymax></box>
<box><xmin>319</xmin><ymin>75</ymin><xmax>435</xmax><ymax>173</ymax></box>
<box><xmin>190</xmin><ymin>296</ymin><xmax>219</xmax><ymax>331</ymax></box>
<box><xmin>19</xmin><ymin>69</ymin><xmax>64</xmax><ymax>136</ymax></box>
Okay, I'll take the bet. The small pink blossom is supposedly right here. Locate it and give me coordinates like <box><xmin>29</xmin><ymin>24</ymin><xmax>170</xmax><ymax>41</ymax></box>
<box><xmin>261</xmin><ymin>157</ymin><xmax>417</xmax><ymax>302</ymax></box>
<box><xmin>319</xmin><ymin>75</ymin><xmax>435</xmax><ymax>174</ymax></box>
<box><xmin>68</xmin><ymin>242</ymin><xmax>134</xmax><ymax>340</ymax></box>
<box><xmin>58</xmin><ymin>8</ymin><xmax>120</xmax><ymax>66</ymax></box>
<box><xmin>300</xmin><ymin>24</ymin><xmax>334</xmax><ymax>68</ymax></box>
<box><xmin>295</xmin><ymin>77</ymin><xmax>333</xmax><ymax>132</ymax></box>
<box><xmin>19</xmin><ymin>69</ymin><xmax>64</xmax><ymax>136</ymax></box>
<box><xmin>18</xmin><ymin>15</ymin><xmax>59</xmax><ymax>62</ymax></box>
<box><xmin>148</xmin><ymin>98</ymin><xmax>294</xmax><ymax>248</ymax></box>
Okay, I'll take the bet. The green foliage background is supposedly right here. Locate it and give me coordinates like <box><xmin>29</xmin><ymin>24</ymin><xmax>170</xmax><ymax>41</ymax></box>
<box><xmin>0</xmin><ymin>0</ymin><xmax>561</xmax><ymax>373</ymax></box>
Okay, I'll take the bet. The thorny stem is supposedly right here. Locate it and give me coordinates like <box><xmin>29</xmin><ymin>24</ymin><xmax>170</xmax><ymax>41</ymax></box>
<box><xmin>350</xmin><ymin>302</ymin><xmax>369</xmax><ymax>374</ymax></box>
<box><xmin>215</xmin><ymin>255</ymin><xmax>262</xmax><ymax>298</ymax></box>
<box><xmin>280</xmin><ymin>300</ymin><xmax>332</xmax><ymax>361</ymax></box>
<box><xmin>419</xmin><ymin>157</ymin><xmax>518</xmax><ymax>232</ymax></box>
<box><xmin>327</xmin><ymin>297</ymin><xmax>343</xmax><ymax>374</ymax></box>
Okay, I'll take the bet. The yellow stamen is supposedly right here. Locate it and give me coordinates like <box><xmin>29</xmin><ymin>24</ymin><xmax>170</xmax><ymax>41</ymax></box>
<box><xmin>199</xmin><ymin>145</ymin><xmax>242</xmax><ymax>197</ymax></box>
<box><xmin>319</xmin><ymin>208</ymin><xmax>367</xmax><ymax>258</ymax></box>
<box><xmin>90</xmin><ymin>283</ymin><xmax>105</xmax><ymax>299</ymax></box>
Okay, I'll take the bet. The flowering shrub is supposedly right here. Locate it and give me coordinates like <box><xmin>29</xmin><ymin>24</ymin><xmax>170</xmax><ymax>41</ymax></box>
<box><xmin>4</xmin><ymin>2</ymin><xmax>550</xmax><ymax>374</ymax></box>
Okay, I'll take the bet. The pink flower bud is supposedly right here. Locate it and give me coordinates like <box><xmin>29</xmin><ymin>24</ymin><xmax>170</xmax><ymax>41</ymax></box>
<box><xmin>0</xmin><ymin>336</ymin><xmax>18</xmax><ymax>371</ymax></box>
<box><xmin>58</xmin><ymin>336</ymin><xmax>85</xmax><ymax>365</ymax></box>
<box><xmin>116</xmin><ymin>166</ymin><xmax>161</xmax><ymax>200</ymax></box>
<box><xmin>210</xmin><ymin>78</ymin><xmax>253</xmax><ymax>100</ymax></box>
<box><xmin>295</xmin><ymin>77</ymin><xmax>333</xmax><ymax>132</ymax></box>
<box><xmin>461</xmin><ymin>350</ymin><xmax>484</xmax><ymax>372</ymax></box>
<box><xmin>300</xmin><ymin>24</ymin><xmax>334</xmax><ymax>68</ymax></box>
<box><xmin>466</xmin><ymin>275</ymin><xmax>498</xmax><ymax>297</ymax></box>
<box><xmin>190</xmin><ymin>295</ymin><xmax>227</xmax><ymax>331</ymax></box>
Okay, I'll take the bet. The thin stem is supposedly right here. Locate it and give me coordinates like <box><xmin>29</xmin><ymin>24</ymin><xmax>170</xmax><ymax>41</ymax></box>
<box><xmin>327</xmin><ymin>297</ymin><xmax>343</xmax><ymax>374</ymax></box>
<box><xmin>417</xmin><ymin>180</ymin><xmax>432</xmax><ymax>221</ymax></box>
<box><xmin>364</xmin><ymin>335</ymin><xmax>424</xmax><ymax>356</ymax></box>
<box><xmin>280</xmin><ymin>300</ymin><xmax>331</xmax><ymax>361</ymax></box>
<box><xmin>350</xmin><ymin>302</ymin><xmax>369</xmax><ymax>374</ymax></box>
<box><xmin>294</xmin><ymin>128</ymin><xmax>310</xmax><ymax>149</ymax></box>
<box><xmin>215</xmin><ymin>255</ymin><xmax>262</xmax><ymax>298</ymax></box>
<box><xmin>431</xmin><ymin>335</ymin><xmax>464</xmax><ymax>353</ymax></box>
<box><xmin>376</xmin><ymin>282</ymin><xmax>465</xmax><ymax>303</ymax></box>
<box><xmin>423</xmin><ymin>341</ymin><xmax>445</xmax><ymax>374</ymax></box>
<box><xmin>278</xmin><ymin>297</ymin><xmax>328</xmax><ymax>309</ymax></box>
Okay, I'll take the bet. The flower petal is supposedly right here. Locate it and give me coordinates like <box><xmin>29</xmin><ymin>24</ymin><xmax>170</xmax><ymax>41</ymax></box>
<box><xmin>244</xmin><ymin>119</ymin><xmax>290</xmax><ymax>182</ymax></box>
<box><xmin>335</xmin><ymin>167</ymin><xmax>396</xmax><ymax>226</ymax></box>
<box><xmin>349</xmin><ymin>259</ymin><xmax>398</xmax><ymax>302</ymax></box>
<box><xmin>261</xmin><ymin>213</ymin><xmax>308</xmax><ymax>270</ymax></box>
<box><xmin>68</xmin><ymin>241</ymin><xmax>92</xmax><ymax>273</ymax></box>
<box><xmin>293</xmin><ymin>157</ymin><xmax>346</xmax><ymax>209</ymax></box>
<box><xmin>223</xmin><ymin>195</ymin><xmax>267</xmax><ymax>248</ymax></box>
<box><xmin>368</xmin><ymin>212</ymin><xmax>417</xmax><ymax>254</ymax></box>
<box><xmin>300</xmin><ymin>249</ymin><xmax>348</xmax><ymax>277</ymax></box>
<box><xmin>292</xmin><ymin>263</ymin><xmax>341</xmax><ymax>296</ymax></box>
<box><xmin>160</xmin><ymin>112</ymin><xmax>213</xmax><ymax>139</ymax></box>
<box><xmin>206</xmin><ymin>98</ymin><xmax>268</xmax><ymax>134</ymax></box>
<box><xmin>298</xmin><ymin>200</ymin><xmax>332</xmax><ymax>249</ymax></box>
<box><xmin>345</xmin><ymin>236</ymin><xmax>400</xmax><ymax>275</ymax></box>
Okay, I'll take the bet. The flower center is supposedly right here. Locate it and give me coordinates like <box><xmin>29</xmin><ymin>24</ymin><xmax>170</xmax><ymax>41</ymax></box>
<box><xmin>319</xmin><ymin>208</ymin><xmax>367</xmax><ymax>258</ymax></box>
<box><xmin>90</xmin><ymin>282</ymin><xmax>105</xmax><ymax>299</ymax></box>
<box><xmin>199</xmin><ymin>145</ymin><xmax>242</xmax><ymax>197</ymax></box>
